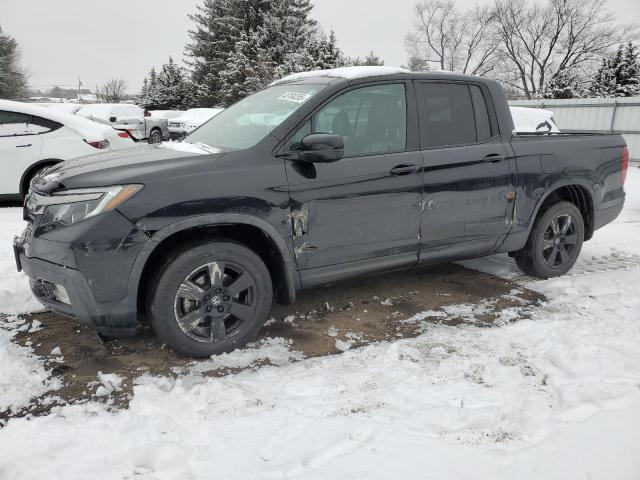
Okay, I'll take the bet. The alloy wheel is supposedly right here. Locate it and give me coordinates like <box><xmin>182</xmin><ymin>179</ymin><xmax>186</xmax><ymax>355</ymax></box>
<box><xmin>173</xmin><ymin>261</ymin><xmax>256</xmax><ymax>343</ymax></box>
<box><xmin>541</xmin><ymin>213</ymin><xmax>578</xmax><ymax>268</ymax></box>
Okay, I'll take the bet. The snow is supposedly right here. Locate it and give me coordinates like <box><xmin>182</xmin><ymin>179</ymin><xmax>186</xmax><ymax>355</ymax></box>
<box><xmin>158</xmin><ymin>141</ymin><xmax>212</xmax><ymax>155</ymax></box>
<box><xmin>0</xmin><ymin>317</ymin><xmax>59</xmax><ymax>413</ymax></box>
<box><xmin>1</xmin><ymin>167</ymin><xmax>640</xmax><ymax>478</ymax></box>
<box><xmin>271</xmin><ymin>66</ymin><xmax>411</xmax><ymax>85</ymax></box>
<box><xmin>0</xmin><ymin>208</ymin><xmax>42</xmax><ymax>315</ymax></box>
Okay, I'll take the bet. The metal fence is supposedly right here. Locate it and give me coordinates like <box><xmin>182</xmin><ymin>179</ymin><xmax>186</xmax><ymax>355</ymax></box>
<box><xmin>509</xmin><ymin>97</ymin><xmax>640</xmax><ymax>161</ymax></box>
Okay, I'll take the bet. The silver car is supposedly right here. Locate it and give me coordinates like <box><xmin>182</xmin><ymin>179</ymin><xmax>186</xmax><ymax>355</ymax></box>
<box><xmin>76</xmin><ymin>104</ymin><xmax>170</xmax><ymax>143</ymax></box>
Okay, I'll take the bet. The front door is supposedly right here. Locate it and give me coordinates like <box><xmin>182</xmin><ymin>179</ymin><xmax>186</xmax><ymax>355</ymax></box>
<box><xmin>283</xmin><ymin>82</ymin><xmax>423</xmax><ymax>274</ymax></box>
<box><xmin>414</xmin><ymin>81</ymin><xmax>513</xmax><ymax>260</ymax></box>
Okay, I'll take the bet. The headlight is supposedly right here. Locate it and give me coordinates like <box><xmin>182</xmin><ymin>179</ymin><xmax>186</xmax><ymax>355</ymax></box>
<box><xmin>36</xmin><ymin>185</ymin><xmax>143</xmax><ymax>227</ymax></box>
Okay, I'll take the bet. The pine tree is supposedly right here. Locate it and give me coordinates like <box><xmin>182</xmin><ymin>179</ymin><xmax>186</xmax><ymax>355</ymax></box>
<box><xmin>186</xmin><ymin>0</ymin><xmax>245</xmax><ymax>106</ymax></box>
<box><xmin>588</xmin><ymin>43</ymin><xmax>640</xmax><ymax>98</ymax></box>
<box><xmin>0</xmin><ymin>26</ymin><xmax>28</xmax><ymax>99</ymax></box>
<box><xmin>542</xmin><ymin>69</ymin><xmax>581</xmax><ymax>99</ymax></box>
<box><xmin>346</xmin><ymin>50</ymin><xmax>385</xmax><ymax>67</ymax></box>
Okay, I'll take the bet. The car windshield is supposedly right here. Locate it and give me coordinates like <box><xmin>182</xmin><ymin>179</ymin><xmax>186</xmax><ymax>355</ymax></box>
<box><xmin>184</xmin><ymin>84</ymin><xmax>325</xmax><ymax>150</ymax></box>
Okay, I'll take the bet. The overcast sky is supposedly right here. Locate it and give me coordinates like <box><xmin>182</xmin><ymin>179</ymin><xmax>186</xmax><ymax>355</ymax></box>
<box><xmin>1</xmin><ymin>0</ymin><xmax>639</xmax><ymax>93</ymax></box>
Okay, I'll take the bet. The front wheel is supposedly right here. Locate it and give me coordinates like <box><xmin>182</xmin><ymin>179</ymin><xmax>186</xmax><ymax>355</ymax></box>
<box><xmin>148</xmin><ymin>241</ymin><xmax>273</xmax><ymax>357</ymax></box>
<box><xmin>514</xmin><ymin>201</ymin><xmax>584</xmax><ymax>278</ymax></box>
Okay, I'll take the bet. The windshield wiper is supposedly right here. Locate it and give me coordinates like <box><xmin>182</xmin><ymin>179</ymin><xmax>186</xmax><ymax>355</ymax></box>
<box><xmin>191</xmin><ymin>142</ymin><xmax>222</xmax><ymax>153</ymax></box>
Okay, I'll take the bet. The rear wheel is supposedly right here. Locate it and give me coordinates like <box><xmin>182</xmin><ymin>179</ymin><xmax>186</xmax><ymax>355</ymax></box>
<box><xmin>148</xmin><ymin>241</ymin><xmax>273</xmax><ymax>357</ymax></box>
<box><xmin>514</xmin><ymin>201</ymin><xmax>584</xmax><ymax>278</ymax></box>
<box><xmin>148</xmin><ymin>129</ymin><xmax>163</xmax><ymax>144</ymax></box>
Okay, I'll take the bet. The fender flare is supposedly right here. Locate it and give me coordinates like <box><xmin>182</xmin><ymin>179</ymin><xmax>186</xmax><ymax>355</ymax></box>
<box><xmin>525</xmin><ymin>177</ymin><xmax>596</xmax><ymax>238</ymax></box>
<box><xmin>127</xmin><ymin>213</ymin><xmax>300</xmax><ymax>306</ymax></box>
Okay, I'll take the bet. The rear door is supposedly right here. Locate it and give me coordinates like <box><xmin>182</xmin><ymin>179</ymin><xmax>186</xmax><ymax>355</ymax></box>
<box><xmin>415</xmin><ymin>81</ymin><xmax>513</xmax><ymax>260</ymax></box>
<box><xmin>283</xmin><ymin>81</ymin><xmax>423</xmax><ymax>272</ymax></box>
<box><xmin>0</xmin><ymin>111</ymin><xmax>44</xmax><ymax>195</ymax></box>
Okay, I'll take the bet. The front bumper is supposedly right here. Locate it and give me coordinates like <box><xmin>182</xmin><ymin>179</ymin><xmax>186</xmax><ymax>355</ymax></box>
<box><xmin>13</xmin><ymin>211</ymin><xmax>149</xmax><ymax>337</ymax></box>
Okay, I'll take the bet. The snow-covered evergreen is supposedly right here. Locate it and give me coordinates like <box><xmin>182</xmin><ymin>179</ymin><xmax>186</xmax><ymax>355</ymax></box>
<box><xmin>588</xmin><ymin>43</ymin><xmax>640</xmax><ymax>98</ymax></box>
<box><xmin>137</xmin><ymin>60</ymin><xmax>197</xmax><ymax>110</ymax></box>
<box><xmin>542</xmin><ymin>69</ymin><xmax>582</xmax><ymax>99</ymax></box>
<box><xmin>0</xmin><ymin>26</ymin><xmax>28</xmax><ymax>99</ymax></box>
<box><xmin>186</xmin><ymin>0</ymin><xmax>346</xmax><ymax>107</ymax></box>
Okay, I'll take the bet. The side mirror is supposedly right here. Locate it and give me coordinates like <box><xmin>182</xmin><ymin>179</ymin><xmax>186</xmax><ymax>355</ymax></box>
<box><xmin>294</xmin><ymin>133</ymin><xmax>344</xmax><ymax>163</ymax></box>
<box><xmin>109</xmin><ymin>116</ymin><xmax>117</xmax><ymax>123</ymax></box>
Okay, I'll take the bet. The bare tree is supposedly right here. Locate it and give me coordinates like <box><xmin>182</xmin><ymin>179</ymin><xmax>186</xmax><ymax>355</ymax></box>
<box><xmin>405</xmin><ymin>1</ymin><xmax>498</xmax><ymax>75</ymax></box>
<box><xmin>97</xmin><ymin>78</ymin><xmax>128</xmax><ymax>103</ymax></box>
<box><xmin>493</xmin><ymin>0</ymin><xmax>638</xmax><ymax>98</ymax></box>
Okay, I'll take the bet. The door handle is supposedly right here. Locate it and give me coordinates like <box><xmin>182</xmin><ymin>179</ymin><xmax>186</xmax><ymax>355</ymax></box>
<box><xmin>482</xmin><ymin>154</ymin><xmax>506</xmax><ymax>163</ymax></box>
<box><xmin>390</xmin><ymin>164</ymin><xmax>418</xmax><ymax>176</ymax></box>
<box><xmin>16</xmin><ymin>144</ymin><xmax>32</xmax><ymax>148</ymax></box>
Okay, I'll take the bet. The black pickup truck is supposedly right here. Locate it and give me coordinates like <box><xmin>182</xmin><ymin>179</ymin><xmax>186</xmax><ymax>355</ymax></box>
<box><xmin>14</xmin><ymin>67</ymin><xmax>628</xmax><ymax>357</ymax></box>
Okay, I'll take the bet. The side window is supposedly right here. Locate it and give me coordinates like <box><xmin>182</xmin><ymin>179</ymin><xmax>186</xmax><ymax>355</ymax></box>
<box><xmin>470</xmin><ymin>85</ymin><xmax>491</xmax><ymax>141</ymax></box>
<box><xmin>30</xmin><ymin>116</ymin><xmax>62</xmax><ymax>135</ymax></box>
<box><xmin>0</xmin><ymin>111</ymin><xmax>37</xmax><ymax>137</ymax></box>
<box><xmin>311</xmin><ymin>84</ymin><xmax>407</xmax><ymax>157</ymax></box>
<box><xmin>416</xmin><ymin>83</ymin><xmax>477</xmax><ymax>148</ymax></box>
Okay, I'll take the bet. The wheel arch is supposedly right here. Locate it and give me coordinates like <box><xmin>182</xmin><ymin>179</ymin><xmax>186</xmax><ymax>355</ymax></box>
<box><xmin>132</xmin><ymin>214</ymin><xmax>300</xmax><ymax>320</ymax></box>
<box><xmin>529</xmin><ymin>180</ymin><xmax>596</xmax><ymax>241</ymax></box>
<box><xmin>19</xmin><ymin>158</ymin><xmax>63</xmax><ymax>197</ymax></box>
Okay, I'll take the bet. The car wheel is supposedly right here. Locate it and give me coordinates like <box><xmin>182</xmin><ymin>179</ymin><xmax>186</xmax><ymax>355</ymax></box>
<box><xmin>148</xmin><ymin>240</ymin><xmax>273</xmax><ymax>357</ymax></box>
<box><xmin>148</xmin><ymin>129</ymin><xmax>163</xmax><ymax>144</ymax></box>
<box><xmin>22</xmin><ymin>163</ymin><xmax>56</xmax><ymax>198</ymax></box>
<box><xmin>514</xmin><ymin>201</ymin><xmax>584</xmax><ymax>278</ymax></box>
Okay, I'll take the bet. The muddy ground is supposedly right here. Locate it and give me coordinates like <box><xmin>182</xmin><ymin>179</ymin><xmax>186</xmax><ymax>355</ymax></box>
<box><xmin>2</xmin><ymin>263</ymin><xmax>544</xmax><ymax>420</ymax></box>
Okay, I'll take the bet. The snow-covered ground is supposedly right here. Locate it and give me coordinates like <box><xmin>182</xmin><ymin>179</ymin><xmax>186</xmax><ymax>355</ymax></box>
<box><xmin>1</xmin><ymin>169</ymin><xmax>640</xmax><ymax>479</ymax></box>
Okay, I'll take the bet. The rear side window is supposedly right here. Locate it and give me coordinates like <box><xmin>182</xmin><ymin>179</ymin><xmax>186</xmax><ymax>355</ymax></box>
<box><xmin>0</xmin><ymin>111</ymin><xmax>61</xmax><ymax>136</ymax></box>
<box><xmin>470</xmin><ymin>85</ymin><xmax>492</xmax><ymax>141</ymax></box>
<box><xmin>416</xmin><ymin>83</ymin><xmax>477</xmax><ymax>148</ymax></box>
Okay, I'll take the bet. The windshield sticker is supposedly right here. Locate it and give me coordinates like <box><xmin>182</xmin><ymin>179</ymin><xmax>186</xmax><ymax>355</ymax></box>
<box><xmin>278</xmin><ymin>92</ymin><xmax>313</xmax><ymax>104</ymax></box>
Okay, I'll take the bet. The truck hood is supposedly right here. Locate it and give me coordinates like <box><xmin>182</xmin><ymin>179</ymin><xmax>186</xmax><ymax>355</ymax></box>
<box><xmin>35</xmin><ymin>143</ymin><xmax>224</xmax><ymax>193</ymax></box>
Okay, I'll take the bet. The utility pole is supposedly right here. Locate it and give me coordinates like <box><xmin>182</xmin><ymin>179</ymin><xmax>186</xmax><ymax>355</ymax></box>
<box><xmin>77</xmin><ymin>77</ymin><xmax>82</xmax><ymax>101</ymax></box>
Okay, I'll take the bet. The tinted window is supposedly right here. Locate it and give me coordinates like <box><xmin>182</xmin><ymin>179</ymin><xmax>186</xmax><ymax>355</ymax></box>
<box><xmin>0</xmin><ymin>111</ymin><xmax>59</xmax><ymax>136</ymax></box>
<box><xmin>470</xmin><ymin>85</ymin><xmax>491</xmax><ymax>141</ymax></box>
<box><xmin>417</xmin><ymin>83</ymin><xmax>476</xmax><ymax>148</ymax></box>
<box><xmin>311</xmin><ymin>83</ymin><xmax>406</xmax><ymax>157</ymax></box>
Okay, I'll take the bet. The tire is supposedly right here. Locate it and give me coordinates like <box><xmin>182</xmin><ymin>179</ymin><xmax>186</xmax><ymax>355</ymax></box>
<box><xmin>514</xmin><ymin>201</ymin><xmax>584</xmax><ymax>278</ymax></box>
<box><xmin>148</xmin><ymin>240</ymin><xmax>273</xmax><ymax>358</ymax></box>
<box><xmin>22</xmin><ymin>163</ymin><xmax>56</xmax><ymax>198</ymax></box>
<box><xmin>148</xmin><ymin>129</ymin><xmax>163</xmax><ymax>144</ymax></box>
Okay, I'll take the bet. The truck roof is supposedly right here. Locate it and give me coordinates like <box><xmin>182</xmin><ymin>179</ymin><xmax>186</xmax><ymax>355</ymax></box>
<box><xmin>270</xmin><ymin>66</ymin><xmax>490</xmax><ymax>86</ymax></box>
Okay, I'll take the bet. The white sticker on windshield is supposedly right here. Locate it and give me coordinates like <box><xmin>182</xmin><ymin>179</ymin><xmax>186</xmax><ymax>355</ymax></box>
<box><xmin>278</xmin><ymin>92</ymin><xmax>313</xmax><ymax>104</ymax></box>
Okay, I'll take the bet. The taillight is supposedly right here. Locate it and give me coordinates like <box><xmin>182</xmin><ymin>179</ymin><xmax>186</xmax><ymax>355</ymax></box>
<box><xmin>622</xmin><ymin>146</ymin><xmax>629</xmax><ymax>184</ymax></box>
<box><xmin>144</xmin><ymin>110</ymin><xmax>151</xmax><ymax>117</ymax></box>
<box><xmin>117</xmin><ymin>131</ymin><xmax>130</xmax><ymax>139</ymax></box>
<box><xmin>85</xmin><ymin>139</ymin><xmax>110</xmax><ymax>149</ymax></box>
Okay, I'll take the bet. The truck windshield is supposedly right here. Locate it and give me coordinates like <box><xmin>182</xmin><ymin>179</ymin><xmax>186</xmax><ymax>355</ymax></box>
<box><xmin>184</xmin><ymin>84</ymin><xmax>325</xmax><ymax>151</ymax></box>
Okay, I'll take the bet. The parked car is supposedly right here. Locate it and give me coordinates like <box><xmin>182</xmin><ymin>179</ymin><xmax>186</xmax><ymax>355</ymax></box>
<box><xmin>168</xmin><ymin>108</ymin><xmax>223</xmax><ymax>139</ymax></box>
<box><xmin>76</xmin><ymin>104</ymin><xmax>169</xmax><ymax>144</ymax></box>
<box><xmin>510</xmin><ymin>106</ymin><xmax>561</xmax><ymax>133</ymax></box>
<box><xmin>15</xmin><ymin>67</ymin><xmax>628</xmax><ymax>357</ymax></box>
<box><xmin>0</xmin><ymin>99</ymin><xmax>136</xmax><ymax>200</ymax></box>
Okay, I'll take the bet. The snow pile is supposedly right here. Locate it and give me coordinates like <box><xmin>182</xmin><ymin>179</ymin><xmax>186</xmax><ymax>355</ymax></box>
<box><xmin>0</xmin><ymin>318</ymin><xmax>59</xmax><ymax>413</ymax></box>
<box><xmin>0</xmin><ymin>208</ymin><xmax>43</xmax><ymax>315</ymax></box>
<box><xmin>95</xmin><ymin>372</ymin><xmax>124</xmax><ymax>397</ymax></box>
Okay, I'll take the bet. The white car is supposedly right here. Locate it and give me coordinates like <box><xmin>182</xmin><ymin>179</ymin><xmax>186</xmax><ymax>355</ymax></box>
<box><xmin>168</xmin><ymin>108</ymin><xmax>223</xmax><ymax>139</ymax></box>
<box><xmin>0</xmin><ymin>100</ymin><xmax>135</xmax><ymax>199</ymax></box>
<box><xmin>510</xmin><ymin>106</ymin><xmax>561</xmax><ymax>133</ymax></box>
<box><xmin>37</xmin><ymin>103</ymin><xmax>82</xmax><ymax>115</ymax></box>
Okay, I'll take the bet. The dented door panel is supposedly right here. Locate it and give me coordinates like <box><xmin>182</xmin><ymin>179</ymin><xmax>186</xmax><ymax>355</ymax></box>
<box><xmin>285</xmin><ymin>151</ymin><xmax>423</xmax><ymax>270</ymax></box>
